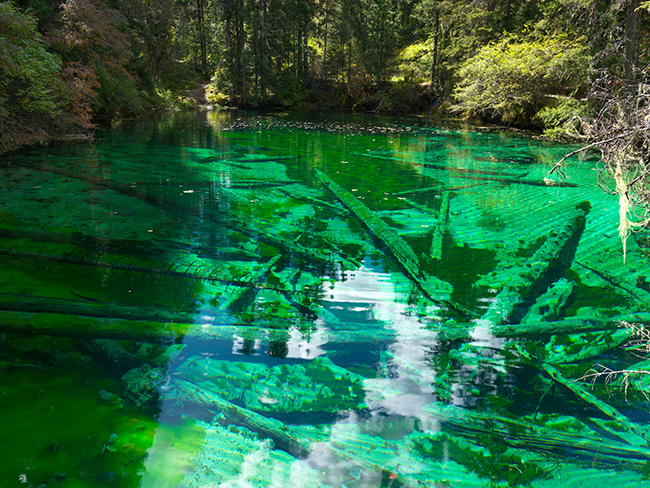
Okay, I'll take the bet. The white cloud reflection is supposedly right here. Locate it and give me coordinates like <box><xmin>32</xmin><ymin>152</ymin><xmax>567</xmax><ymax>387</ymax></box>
<box><xmin>296</xmin><ymin>266</ymin><xmax>443</xmax><ymax>482</ymax></box>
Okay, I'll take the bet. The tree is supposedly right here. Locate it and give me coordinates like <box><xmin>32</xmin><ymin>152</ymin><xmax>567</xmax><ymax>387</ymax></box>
<box><xmin>549</xmin><ymin>69</ymin><xmax>650</xmax><ymax>260</ymax></box>
<box><xmin>114</xmin><ymin>0</ymin><xmax>178</xmax><ymax>81</ymax></box>
<box><xmin>452</xmin><ymin>35</ymin><xmax>589</xmax><ymax>125</ymax></box>
<box><xmin>0</xmin><ymin>2</ymin><xmax>93</xmax><ymax>150</ymax></box>
<box><xmin>51</xmin><ymin>0</ymin><xmax>144</xmax><ymax>116</ymax></box>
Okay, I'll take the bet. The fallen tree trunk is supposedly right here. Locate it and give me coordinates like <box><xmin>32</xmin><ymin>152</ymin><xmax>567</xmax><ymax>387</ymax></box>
<box><xmin>315</xmin><ymin>170</ymin><xmax>425</xmax><ymax>279</ymax></box>
<box><xmin>355</xmin><ymin>152</ymin><xmax>578</xmax><ymax>187</ymax></box>
<box><xmin>433</xmin><ymin>312</ymin><xmax>650</xmax><ymax>341</ymax></box>
<box><xmin>171</xmin><ymin>378</ymin><xmax>420</xmax><ymax>486</ymax></box>
<box><xmin>7</xmin><ymin>161</ymin><xmax>357</xmax><ymax>270</ymax></box>
<box><xmin>0</xmin><ymin>293</ymin><xmax>196</xmax><ymax>323</ymax></box>
<box><xmin>0</xmin><ymin>310</ymin><xmax>399</xmax><ymax>343</ymax></box>
<box><xmin>314</xmin><ymin>169</ymin><xmax>458</xmax><ymax>309</ymax></box>
<box><xmin>420</xmin><ymin>401</ymin><xmax>650</xmax><ymax>467</ymax></box>
<box><xmin>168</xmin><ymin>379</ymin><xmax>310</xmax><ymax>458</ymax></box>
<box><xmin>479</xmin><ymin>201</ymin><xmax>590</xmax><ymax>326</ymax></box>
<box><xmin>0</xmin><ymin>246</ymin><xmax>237</xmax><ymax>287</ymax></box>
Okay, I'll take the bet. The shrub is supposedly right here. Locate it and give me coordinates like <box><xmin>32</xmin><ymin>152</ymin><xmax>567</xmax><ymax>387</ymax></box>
<box><xmin>0</xmin><ymin>2</ymin><xmax>85</xmax><ymax>150</ymax></box>
<box><xmin>452</xmin><ymin>35</ymin><xmax>589</xmax><ymax>126</ymax></box>
<box><xmin>534</xmin><ymin>96</ymin><xmax>589</xmax><ymax>140</ymax></box>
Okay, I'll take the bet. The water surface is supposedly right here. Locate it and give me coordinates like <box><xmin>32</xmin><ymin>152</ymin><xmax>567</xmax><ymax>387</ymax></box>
<box><xmin>1</xmin><ymin>110</ymin><xmax>650</xmax><ymax>488</ymax></box>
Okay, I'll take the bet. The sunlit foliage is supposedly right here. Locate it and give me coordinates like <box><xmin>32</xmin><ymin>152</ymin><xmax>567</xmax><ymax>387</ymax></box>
<box><xmin>452</xmin><ymin>35</ymin><xmax>589</xmax><ymax>125</ymax></box>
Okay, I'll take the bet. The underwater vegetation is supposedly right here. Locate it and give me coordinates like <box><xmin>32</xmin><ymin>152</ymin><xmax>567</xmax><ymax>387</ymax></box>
<box><xmin>1</xmin><ymin>111</ymin><xmax>650</xmax><ymax>487</ymax></box>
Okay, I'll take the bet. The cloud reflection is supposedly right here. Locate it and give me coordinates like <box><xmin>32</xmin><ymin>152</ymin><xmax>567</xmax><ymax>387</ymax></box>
<box><xmin>298</xmin><ymin>266</ymin><xmax>443</xmax><ymax>482</ymax></box>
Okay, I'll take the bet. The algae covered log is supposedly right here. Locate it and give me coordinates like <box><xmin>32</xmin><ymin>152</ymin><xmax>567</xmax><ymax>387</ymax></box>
<box><xmin>434</xmin><ymin>312</ymin><xmax>650</xmax><ymax>341</ymax></box>
<box><xmin>479</xmin><ymin>201</ymin><xmax>590</xmax><ymax>326</ymax></box>
<box><xmin>314</xmin><ymin>169</ymin><xmax>423</xmax><ymax>278</ymax></box>
<box><xmin>8</xmin><ymin>161</ymin><xmax>356</xmax><ymax>270</ymax></box>
<box><xmin>430</xmin><ymin>192</ymin><xmax>450</xmax><ymax>261</ymax></box>
<box><xmin>169</xmin><ymin>379</ymin><xmax>311</xmax><ymax>458</ymax></box>
<box><xmin>314</xmin><ymin>169</ymin><xmax>454</xmax><ymax>305</ymax></box>
<box><xmin>0</xmin><ymin>293</ymin><xmax>196</xmax><ymax>323</ymax></box>
<box><xmin>420</xmin><ymin>401</ymin><xmax>650</xmax><ymax>467</ymax></box>
<box><xmin>0</xmin><ymin>310</ymin><xmax>399</xmax><ymax>343</ymax></box>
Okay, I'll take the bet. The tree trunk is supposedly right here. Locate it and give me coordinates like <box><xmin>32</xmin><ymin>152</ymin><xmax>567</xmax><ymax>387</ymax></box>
<box><xmin>625</xmin><ymin>0</ymin><xmax>641</xmax><ymax>81</ymax></box>
<box><xmin>225</xmin><ymin>16</ymin><xmax>234</xmax><ymax>101</ymax></box>
<box><xmin>430</xmin><ymin>9</ymin><xmax>439</xmax><ymax>86</ymax></box>
<box><xmin>197</xmin><ymin>0</ymin><xmax>207</xmax><ymax>73</ymax></box>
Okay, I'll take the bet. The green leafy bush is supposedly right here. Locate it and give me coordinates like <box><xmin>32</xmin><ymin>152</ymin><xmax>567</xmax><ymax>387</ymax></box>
<box><xmin>396</xmin><ymin>41</ymin><xmax>433</xmax><ymax>83</ymax></box>
<box><xmin>0</xmin><ymin>2</ymin><xmax>64</xmax><ymax>148</ymax></box>
<box><xmin>534</xmin><ymin>96</ymin><xmax>589</xmax><ymax>140</ymax></box>
<box><xmin>453</xmin><ymin>35</ymin><xmax>589</xmax><ymax>126</ymax></box>
<box><xmin>0</xmin><ymin>2</ymin><xmax>101</xmax><ymax>150</ymax></box>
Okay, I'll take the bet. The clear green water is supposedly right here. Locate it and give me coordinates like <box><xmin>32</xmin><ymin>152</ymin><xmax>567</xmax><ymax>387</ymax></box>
<box><xmin>1</xmin><ymin>110</ymin><xmax>650</xmax><ymax>487</ymax></box>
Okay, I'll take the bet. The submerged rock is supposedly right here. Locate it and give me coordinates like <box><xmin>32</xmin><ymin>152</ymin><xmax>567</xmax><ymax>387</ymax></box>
<box><xmin>121</xmin><ymin>364</ymin><xmax>167</xmax><ymax>409</ymax></box>
<box><xmin>176</xmin><ymin>356</ymin><xmax>365</xmax><ymax>413</ymax></box>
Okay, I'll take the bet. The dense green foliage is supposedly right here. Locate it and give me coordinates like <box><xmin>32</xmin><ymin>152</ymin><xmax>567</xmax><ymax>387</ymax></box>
<box><xmin>0</xmin><ymin>2</ymin><xmax>74</xmax><ymax>149</ymax></box>
<box><xmin>1</xmin><ymin>0</ymin><xmax>649</xmax><ymax>146</ymax></box>
<box><xmin>452</xmin><ymin>36</ymin><xmax>589</xmax><ymax>126</ymax></box>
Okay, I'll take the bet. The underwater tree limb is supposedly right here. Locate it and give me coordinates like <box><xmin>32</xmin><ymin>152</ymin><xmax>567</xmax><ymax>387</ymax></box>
<box><xmin>421</xmin><ymin>401</ymin><xmax>650</xmax><ymax>466</ymax></box>
<box><xmin>513</xmin><ymin>343</ymin><xmax>650</xmax><ymax>444</ymax></box>
<box><xmin>314</xmin><ymin>169</ymin><xmax>462</xmax><ymax>312</ymax></box>
<box><xmin>479</xmin><ymin>202</ymin><xmax>590</xmax><ymax>326</ymax></box>
<box><xmin>0</xmin><ymin>310</ymin><xmax>399</xmax><ymax>343</ymax></box>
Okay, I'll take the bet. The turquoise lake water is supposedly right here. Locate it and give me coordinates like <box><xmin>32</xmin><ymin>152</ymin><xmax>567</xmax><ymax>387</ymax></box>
<box><xmin>1</xmin><ymin>110</ymin><xmax>650</xmax><ymax>487</ymax></box>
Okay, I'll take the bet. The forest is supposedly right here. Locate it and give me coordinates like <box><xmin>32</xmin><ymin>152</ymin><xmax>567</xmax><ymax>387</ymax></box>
<box><xmin>4</xmin><ymin>0</ymin><xmax>649</xmax><ymax>237</ymax></box>
<box><xmin>0</xmin><ymin>0</ymin><xmax>647</xmax><ymax>143</ymax></box>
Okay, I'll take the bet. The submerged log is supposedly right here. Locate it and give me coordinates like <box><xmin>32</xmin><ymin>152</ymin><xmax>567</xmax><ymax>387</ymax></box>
<box><xmin>173</xmin><ymin>378</ymin><xmax>418</xmax><ymax>486</ymax></box>
<box><xmin>430</xmin><ymin>192</ymin><xmax>450</xmax><ymax>261</ymax></box>
<box><xmin>8</xmin><ymin>161</ymin><xmax>356</xmax><ymax>270</ymax></box>
<box><xmin>168</xmin><ymin>379</ymin><xmax>310</xmax><ymax>458</ymax></box>
<box><xmin>431</xmin><ymin>312</ymin><xmax>650</xmax><ymax>341</ymax></box>
<box><xmin>479</xmin><ymin>201</ymin><xmax>590</xmax><ymax>326</ymax></box>
<box><xmin>0</xmin><ymin>245</ymin><xmax>298</xmax><ymax>293</ymax></box>
<box><xmin>356</xmin><ymin>152</ymin><xmax>578</xmax><ymax>187</ymax></box>
<box><xmin>421</xmin><ymin>401</ymin><xmax>650</xmax><ymax>467</ymax></box>
<box><xmin>514</xmin><ymin>343</ymin><xmax>650</xmax><ymax>444</ymax></box>
<box><xmin>0</xmin><ymin>310</ymin><xmax>399</xmax><ymax>343</ymax></box>
<box><xmin>315</xmin><ymin>170</ymin><xmax>423</xmax><ymax>277</ymax></box>
<box><xmin>0</xmin><ymin>293</ymin><xmax>196</xmax><ymax>323</ymax></box>
<box><xmin>417</xmin><ymin>161</ymin><xmax>579</xmax><ymax>187</ymax></box>
<box><xmin>314</xmin><ymin>169</ymin><xmax>455</xmax><ymax>306</ymax></box>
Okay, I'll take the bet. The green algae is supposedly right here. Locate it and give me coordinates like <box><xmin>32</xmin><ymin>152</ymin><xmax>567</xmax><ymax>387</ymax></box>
<box><xmin>1</xmin><ymin>111</ymin><xmax>650</xmax><ymax>488</ymax></box>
